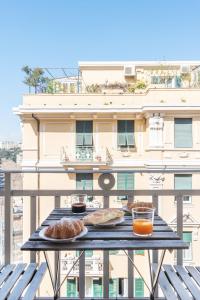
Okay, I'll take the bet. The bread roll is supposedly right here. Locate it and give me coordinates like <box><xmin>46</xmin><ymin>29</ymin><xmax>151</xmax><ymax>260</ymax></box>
<box><xmin>83</xmin><ymin>208</ymin><xmax>124</xmax><ymax>225</ymax></box>
<box><xmin>127</xmin><ymin>202</ymin><xmax>154</xmax><ymax>211</ymax></box>
<box><xmin>45</xmin><ymin>218</ymin><xmax>84</xmax><ymax>239</ymax></box>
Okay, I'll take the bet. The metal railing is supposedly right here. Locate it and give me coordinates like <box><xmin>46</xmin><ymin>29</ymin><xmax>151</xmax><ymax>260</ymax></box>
<box><xmin>0</xmin><ymin>169</ymin><xmax>200</xmax><ymax>298</ymax></box>
<box><xmin>61</xmin><ymin>146</ymin><xmax>112</xmax><ymax>165</ymax></box>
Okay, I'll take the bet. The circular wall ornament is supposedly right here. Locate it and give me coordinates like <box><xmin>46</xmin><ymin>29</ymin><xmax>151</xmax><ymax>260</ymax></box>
<box><xmin>98</xmin><ymin>173</ymin><xmax>115</xmax><ymax>190</ymax></box>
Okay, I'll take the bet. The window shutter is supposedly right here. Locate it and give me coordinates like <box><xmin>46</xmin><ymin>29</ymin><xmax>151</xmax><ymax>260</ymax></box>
<box><xmin>175</xmin><ymin>174</ymin><xmax>192</xmax><ymax>190</ymax></box>
<box><xmin>135</xmin><ymin>278</ymin><xmax>144</xmax><ymax>297</ymax></box>
<box><xmin>183</xmin><ymin>232</ymin><xmax>192</xmax><ymax>243</ymax></box>
<box><xmin>84</xmin><ymin>121</ymin><xmax>93</xmax><ymax>146</ymax></box>
<box><xmin>126</xmin><ymin>121</ymin><xmax>134</xmax><ymax>146</ymax></box>
<box><xmin>125</xmin><ymin>173</ymin><xmax>134</xmax><ymax>190</ymax></box>
<box><xmin>76</xmin><ymin>121</ymin><xmax>93</xmax><ymax>146</ymax></box>
<box><xmin>76</xmin><ymin>174</ymin><xmax>93</xmax><ymax>190</ymax></box>
<box><xmin>135</xmin><ymin>250</ymin><xmax>144</xmax><ymax>255</ymax></box>
<box><xmin>67</xmin><ymin>279</ymin><xmax>77</xmax><ymax>297</ymax></box>
<box><xmin>93</xmin><ymin>279</ymin><xmax>102</xmax><ymax>297</ymax></box>
<box><xmin>174</xmin><ymin>118</ymin><xmax>192</xmax><ymax>148</ymax></box>
<box><xmin>109</xmin><ymin>279</ymin><xmax>118</xmax><ymax>297</ymax></box>
<box><xmin>117</xmin><ymin>120</ymin><xmax>134</xmax><ymax>147</ymax></box>
<box><xmin>117</xmin><ymin>173</ymin><xmax>134</xmax><ymax>200</ymax></box>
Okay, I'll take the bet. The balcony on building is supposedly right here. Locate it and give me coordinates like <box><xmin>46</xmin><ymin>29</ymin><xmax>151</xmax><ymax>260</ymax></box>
<box><xmin>60</xmin><ymin>146</ymin><xmax>112</xmax><ymax>169</ymax></box>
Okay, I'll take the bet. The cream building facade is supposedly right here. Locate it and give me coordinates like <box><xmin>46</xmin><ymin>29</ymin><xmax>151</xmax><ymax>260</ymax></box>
<box><xmin>14</xmin><ymin>60</ymin><xmax>200</xmax><ymax>297</ymax></box>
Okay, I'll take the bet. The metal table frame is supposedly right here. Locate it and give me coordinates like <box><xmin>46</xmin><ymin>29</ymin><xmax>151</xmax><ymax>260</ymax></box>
<box><xmin>21</xmin><ymin>209</ymin><xmax>188</xmax><ymax>300</ymax></box>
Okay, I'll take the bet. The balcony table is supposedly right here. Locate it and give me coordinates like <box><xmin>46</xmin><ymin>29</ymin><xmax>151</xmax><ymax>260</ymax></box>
<box><xmin>21</xmin><ymin>208</ymin><xmax>188</xmax><ymax>300</ymax></box>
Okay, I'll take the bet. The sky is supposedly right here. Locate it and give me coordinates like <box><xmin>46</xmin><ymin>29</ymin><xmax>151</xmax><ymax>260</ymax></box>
<box><xmin>0</xmin><ymin>0</ymin><xmax>200</xmax><ymax>141</ymax></box>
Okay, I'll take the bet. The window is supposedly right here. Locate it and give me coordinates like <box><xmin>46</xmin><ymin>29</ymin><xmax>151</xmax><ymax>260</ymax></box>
<box><xmin>135</xmin><ymin>250</ymin><xmax>144</xmax><ymax>255</ymax></box>
<box><xmin>76</xmin><ymin>173</ymin><xmax>93</xmax><ymax>201</ymax></box>
<box><xmin>174</xmin><ymin>118</ymin><xmax>192</xmax><ymax>148</ymax></box>
<box><xmin>76</xmin><ymin>121</ymin><xmax>93</xmax><ymax>146</ymax></box>
<box><xmin>76</xmin><ymin>173</ymin><xmax>93</xmax><ymax>190</ymax></box>
<box><xmin>117</xmin><ymin>120</ymin><xmax>135</xmax><ymax>148</ymax></box>
<box><xmin>109</xmin><ymin>279</ymin><xmax>118</xmax><ymax>297</ymax></box>
<box><xmin>134</xmin><ymin>278</ymin><xmax>144</xmax><ymax>297</ymax></box>
<box><xmin>76</xmin><ymin>250</ymin><xmax>93</xmax><ymax>257</ymax></box>
<box><xmin>117</xmin><ymin>173</ymin><xmax>134</xmax><ymax>200</ymax></box>
<box><xmin>109</xmin><ymin>250</ymin><xmax>119</xmax><ymax>255</ymax></box>
<box><xmin>66</xmin><ymin>278</ymin><xmax>78</xmax><ymax>297</ymax></box>
<box><xmin>93</xmin><ymin>278</ymin><xmax>102</xmax><ymax>297</ymax></box>
<box><xmin>183</xmin><ymin>232</ymin><xmax>192</xmax><ymax>261</ymax></box>
<box><xmin>174</xmin><ymin>174</ymin><xmax>192</xmax><ymax>203</ymax></box>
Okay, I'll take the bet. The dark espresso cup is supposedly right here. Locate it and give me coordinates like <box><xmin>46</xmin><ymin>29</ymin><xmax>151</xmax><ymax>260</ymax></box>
<box><xmin>72</xmin><ymin>202</ymin><xmax>86</xmax><ymax>213</ymax></box>
<box><xmin>71</xmin><ymin>194</ymin><xmax>87</xmax><ymax>213</ymax></box>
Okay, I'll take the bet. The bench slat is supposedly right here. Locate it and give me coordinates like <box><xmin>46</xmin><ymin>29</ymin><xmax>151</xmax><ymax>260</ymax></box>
<box><xmin>23</xmin><ymin>263</ymin><xmax>47</xmax><ymax>300</ymax></box>
<box><xmin>0</xmin><ymin>263</ymin><xmax>26</xmax><ymax>299</ymax></box>
<box><xmin>0</xmin><ymin>265</ymin><xmax>15</xmax><ymax>286</ymax></box>
<box><xmin>152</xmin><ymin>264</ymin><xmax>178</xmax><ymax>300</ymax></box>
<box><xmin>7</xmin><ymin>263</ymin><xmax>37</xmax><ymax>300</ymax></box>
<box><xmin>174</xmin><ymin>265</ymin><xmax>200</xmax><ymax>299</ymax></box>
<box><xmin>186</xmin><ymin>266</ymin><xmax>200</xmax><ymax>287</ymax></box>
<box><xmin>162</xmin><ymin>265</ymin><xmax>192</xmax><ymax>300</ymax></box>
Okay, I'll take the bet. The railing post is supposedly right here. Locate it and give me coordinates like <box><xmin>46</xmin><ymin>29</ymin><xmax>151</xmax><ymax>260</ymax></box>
<box><xmin>54</xmin><ymin>196</ymin><xmax>61</xmax><ymax>296</ymax></box>
<box><xmin>4</xmin><ymin>172</ymin><xmax>12</xmax><ymax>264</ymax></box>
<box><xmin>152</xmin><ymin>194</ymin><xmax>159</xmax><ymax>297</ymax></box>
<box><xmin>79</xmin><ymin>251</ymin><xmax>85</xmax><ymax>298</ymax></box>
<box><xmin>127</xmin><ymin>194</ymin><xmax>134</xmax><ymax>298</ymax></box>
<box><xmin>177</xmin><ymin>194</ymin><xmax>183</xmax><ymax>265</ymax></box>
<box><xmin>103</xmin><ymin>250</ymin><xmax>109</xmax><ymax>298</ymax></box>
<box><xmin>30</xmin><ymin>196</ymin><xmax>37</xmax><ymax>263</ymax></box>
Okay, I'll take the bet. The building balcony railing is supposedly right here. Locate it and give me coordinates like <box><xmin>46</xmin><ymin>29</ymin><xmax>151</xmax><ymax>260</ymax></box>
<box><xmin>1</xmin><ymin>168</ymin><xmax>200</xmax><ymax>298</ymax></box>
<box><xmin>60</xmin><ymin>146</ymin><xmax>113</xmax><ymax>168</ymax></box>
<box><xmin>24</xmin><ymin>67</ymin><xmax>200</xmax><ymax>95</ymax></box>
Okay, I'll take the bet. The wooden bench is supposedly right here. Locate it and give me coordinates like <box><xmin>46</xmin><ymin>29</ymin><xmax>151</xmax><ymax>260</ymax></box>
<box><xmin>154</xmin><ymin>264</ymin><xmax>200</xmax><ymax>299</ymax></box>
<box><xmin>0</xmin><ymin>263</ymin><xmax>47</xmax><ymax>300</ymax></box>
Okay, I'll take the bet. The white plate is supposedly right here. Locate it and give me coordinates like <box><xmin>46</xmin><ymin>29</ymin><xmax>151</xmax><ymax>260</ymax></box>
<box><xmin>122</xmin><ymin>206</ymin><xmax>131</xmax><ymax>214</ymax></box>
<box><xmin>94</xmin><ymin>216</ymin><xmax>125</xmax><ymax>227</ymax></box>
<box><xmin>39</xmin><ymin>226</ymin><xmax>88</xmax><ymax>243</ymax></box>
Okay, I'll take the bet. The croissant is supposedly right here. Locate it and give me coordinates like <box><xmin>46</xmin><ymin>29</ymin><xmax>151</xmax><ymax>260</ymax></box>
<box><xmin>45</xmin><ymin>218</ymin><xmax>84</xmax><ymax>239</ymax></box>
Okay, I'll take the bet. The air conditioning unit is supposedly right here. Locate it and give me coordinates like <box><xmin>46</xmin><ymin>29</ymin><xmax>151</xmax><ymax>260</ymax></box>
<box><xmin>124</xmin><ymin>65</ymin><xmax>136</xmax><ymax>77</ymax></box>
<box><xmin>181</xmin><ymin>65</ymin><xmax>190</xmax><ymax>73</ymax></box>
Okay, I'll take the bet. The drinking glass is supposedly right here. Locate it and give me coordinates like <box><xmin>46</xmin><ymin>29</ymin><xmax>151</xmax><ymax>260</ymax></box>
<box><xmin>71</xmin><ymin>194</ymin><xmax>87</xmax><ymax>213</ymax></box>
<box><xmin>132</xmin><ymin>207</ymin><xmax>155</xmax><ymax>236</ymax></box>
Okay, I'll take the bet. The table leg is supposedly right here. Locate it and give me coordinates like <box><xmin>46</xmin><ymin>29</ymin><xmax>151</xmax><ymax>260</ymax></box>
<box><xmin>43</xmin><ymin>250</ymin><xmax>84</xmax><ymax>299</ymax></box>
<box><xmin>124</xmin><ymin>249</ymin><xmax>166</xmax><ymax>300</ymax></box>
<box><xmin>151</xmin><ymin>249</ymin><xmax>166</xmax><ymax>298</ymax></box>
<box><xmin>123</xmin><ymin>250</ymin><xmax>151</xmax><ymax>294</ymax></box>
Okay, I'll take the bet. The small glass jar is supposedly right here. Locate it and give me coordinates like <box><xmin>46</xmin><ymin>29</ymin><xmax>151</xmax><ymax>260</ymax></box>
<box><xmin>71</xmin><ymin>194</ymin><xmax>87</xmax><ymax>214</ymax></box>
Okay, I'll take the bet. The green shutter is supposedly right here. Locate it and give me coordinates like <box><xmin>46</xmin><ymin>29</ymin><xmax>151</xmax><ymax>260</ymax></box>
<box><xmin>135</xmin><ymin>278</ymin><xmax>144</xmax><ymax>297</ymax></box>
<box><xmin>76</xmin><ymin>121</ymin><xmax>93</xmax><ymax>146</ymax></box>
<box><xmin>175</xmin><ymin>174</ymin><xmax>192</xmax><ymax>190</ymax></box>
<box><xmin>93</xmin><ymin>278</ymin><xmax>102</xmax><ymax>297</ymax></box>
<box><xmin>117</xmin><ymin>173</ymin><xmax>134</xmax><ymax>190</ymax></box>
<box><xmin>174</xmin><ymin>118</ymin><xmax>192</xmax><ymax>148</ymax></box>
<box><xmin>76</xmin><ymin>174</ymin><xmax>93</xmax><ymax>190</ymax></box>
<box><xmin>76</xmin><ymin>250</ymin><xmax>93</xmax><ymax>257</ymax></box>
<box><xmin>109</xmin><ymin>279</ymin><xmax>118</xmax><ymax>297</ymax></box>
<box><xmin>109</xmin><ymin>250</ymin><xmax>119</xmax><ymax>255</ymax></box>
<box><xmin>183</xmin><ymin>232</ymin><xmax>192</xmax><ymax>242</ymax></box>
<box><xmin>67</xmin><ymin>279</ymin><xmax>77</xmax><ymax>297</ymax></box>
<box><xmin>85</xmin><ymin>250</ymin><xmax>93</xmax><ymax>257</ymax></box>
<box><xmin>126</xmin><ymin>120</ymin><xmax>134</xmax><ymax>146</ymax></box>
<box><xmin>135</xmin><ymin>250</ymin><xmax>144</xmax><ymax>255</ymax></box>
<box><xmin>117</xmin><ymin>120</ymin><xmax>134</xmax><ymax>147</ymax></box>
<box><xmin>117</xmin><ymin>173</ymin><xmax>134</xmax><ymax>200</ymax></box>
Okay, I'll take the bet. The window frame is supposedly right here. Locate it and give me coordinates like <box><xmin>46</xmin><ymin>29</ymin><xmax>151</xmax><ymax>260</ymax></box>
<box><xmin>174</xmin><ymin>174</ymin><xmax>192</xmax><ymax>204</ymax></box>
<box><xmin>174</xmin><ymin>118</ymin><xmax>193</xmax><ymax>148</ymax></box>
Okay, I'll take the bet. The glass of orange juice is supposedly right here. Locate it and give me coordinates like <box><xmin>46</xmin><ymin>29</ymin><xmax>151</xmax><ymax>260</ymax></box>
<box><xmin>132</xmin><ymin>207</ymin><xmax>155</xmax><ymax>236</ymax></box>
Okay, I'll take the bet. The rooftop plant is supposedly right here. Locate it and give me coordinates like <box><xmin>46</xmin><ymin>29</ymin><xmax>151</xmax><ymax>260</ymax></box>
<box><xmin>22</xmin><ymin>66</ymin><xmax>49</xmax><ymax>93</ymax></box>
